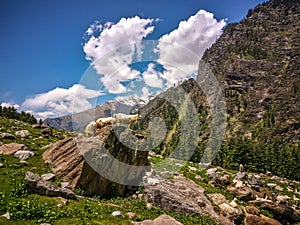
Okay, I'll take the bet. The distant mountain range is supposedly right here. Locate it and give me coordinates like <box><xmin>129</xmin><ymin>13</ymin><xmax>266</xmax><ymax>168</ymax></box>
<box><xmin>44</xmin><ymin>95</ymin><xmax>150</xmax><ymax>132</ymax></box>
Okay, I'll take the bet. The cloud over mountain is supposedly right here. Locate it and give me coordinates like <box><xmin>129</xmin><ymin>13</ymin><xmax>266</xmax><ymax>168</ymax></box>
<box><xmin>157</xmin><ymin>10</ymin><xmax>226</xmax><ymax>84</ymax></box>
<box><xmin>22</xmin><ymin>84</ymin><xmax>102</xmax><ymax>119</ymax></box>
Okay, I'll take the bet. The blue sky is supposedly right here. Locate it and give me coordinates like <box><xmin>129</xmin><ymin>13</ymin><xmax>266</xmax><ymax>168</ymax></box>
<box><xmin>0</xmin><ymin>0</ymin><xmax>266</xmax><ymax>118</ymax></box>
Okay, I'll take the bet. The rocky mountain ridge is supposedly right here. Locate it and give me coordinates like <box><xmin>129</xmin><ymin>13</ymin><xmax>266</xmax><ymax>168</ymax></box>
<box><xmin>44</xmin><ymin>95</ymin><xmax>150</xmax><ymax>132</ymax></box>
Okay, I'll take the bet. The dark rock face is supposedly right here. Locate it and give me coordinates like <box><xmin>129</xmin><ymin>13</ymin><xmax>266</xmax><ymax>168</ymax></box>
<box><xmin>202</xmin><ymin>0</ymin><xmax>300</xmax><ymax>144</ymax></box>
<box><xmin>143</xmin><ymin>175</ymin><xmax>234</xmax><ymax>225</ymax></box>
<box><xmin>43</xmin><ymin>126</ymin><xmax>150</xmax><ymax>197</ymax></box>
<box><xmin>25</xmin><ymin>171</ymin><xmax>76</xmax><ymax>199</ymax></box>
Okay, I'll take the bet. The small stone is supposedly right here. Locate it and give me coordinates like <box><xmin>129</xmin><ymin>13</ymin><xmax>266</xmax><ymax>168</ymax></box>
<box><xmin>234</xmin><ymin>171</ymin><xmax>247</xmax><ymax>180</ymax></box>
<box><xmin>146</xmin><ymin>203</ymin><xmax>152</xmax><ymax>209</ymax></box>
<box><xmin>208</xmin><ymin>193</ymin><xmax>228</xmax><ymax>206</ymax></box>
<box><xmin>111</xmin><ymin>211</ymin><xmax>123</xmax><ymax>217</ymax></box>
<box><xmin>188</xmin><ymin>166</ymin><xmax>197</xmax><ymax>171</ymax></box>
<box><xmin>266</xmin><ymin>171</ymin><xmax>272</xmax><ymax>177</ymax></box>
<box><xmin>61</xmin><ymin>182</ymin><xmax>71</xmax><ymax>189</ymax></box>
<box><xmin>58</xmin><ymin>197</ymin><xmax>68</xmax><ymax>205</ymax></box>
<box><xmin>0</xmin><ymin>163</ymin><xmax>4</xmax><ymax>168</ymax></box>
<box><xmin>0</xmin><ymin>132</ymin><xmax>16</xmax><ymax>140</ymax></box>
<box><xmin>267</xmin><ymin>183</ymin><xmax>277</xmax><ymax>189</ymax></box>
<box><xmin>274</xmin><ymin>185</ymin><xmax>283</xmax><ymax>191</ymax></box>
<box><xmin>40</xmin><ymin>223</ymin><xmax>52</xmax><ymax>225</ymax></box>
<box><xmin>132</xmin><ymin>194</ymin><xmax>138</xmax><ymax>199</ymax></box>
<box><xmin>41</xmin><ymin>173</ymin><xmax>55</xmax><ymax>181</ymax></box>
<box><xmin>14</xmin><ymin>150</ymin><xmax>34</xmax><ymax>160</ymax></box>
<box><xmin>19</xmin><ymin>160</ymin><xmax>29</xmax><ymax>166</ymax></box>
<box><xmin>126</xmin><ymin>212</ymin><xmax>136</xmax><ymax>219</ymax></box>
<box><xmin>138</xmin><ymin>193</ymin><xmax>144</xmax><ymax>199</ymax></box>
<box><xmin>146</xmin><ymin>178</ymin><xmax>160</xmax><ymax>186</ymax></box>
<box><xmin>1</xmin><ymin>212</ymin><xmax>10</xmax><ymax>220</ymax></box>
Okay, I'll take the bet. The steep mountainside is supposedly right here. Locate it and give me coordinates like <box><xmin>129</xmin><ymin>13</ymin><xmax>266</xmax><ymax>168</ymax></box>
<box><xmin>136</xmin><ymin>0</ymin><xmax>300</xmax><ymax>180</ymax></box>
<box><xmin>203</xmin><ymin>0</ymin><xmax>300</xmax><ymax>144</ymax></box>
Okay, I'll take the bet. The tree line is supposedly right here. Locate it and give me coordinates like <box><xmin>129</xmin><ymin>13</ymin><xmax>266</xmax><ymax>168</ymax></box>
<box><xmin>0</xmin><ymin>106</ymin><xmax>37</xmax><ymax>124</ymax></box>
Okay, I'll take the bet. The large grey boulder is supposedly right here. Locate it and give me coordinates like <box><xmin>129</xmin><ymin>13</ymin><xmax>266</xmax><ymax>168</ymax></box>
<box><xmin>15</xmin><ymin>130</ymin><xmax>30</xmax><ymax>138</ymax></box>
<box><xmin>14</xmin><ymin>150</ymin><xmax>34</xmax><ymax>160</ymax></box>
<box><xmin>143</xmin><ymin>175</ymin><xmax>234</xmax><ymax>225</ymax></box>
<box><xmin>0</xmin><ymin>132</ymin><xmax>16</xmax><ymax>140</ymax></box>
<box><xmin>25</xmin><ymin>171</ymin><xmax>76</xmax><ymax>199</ymax></box>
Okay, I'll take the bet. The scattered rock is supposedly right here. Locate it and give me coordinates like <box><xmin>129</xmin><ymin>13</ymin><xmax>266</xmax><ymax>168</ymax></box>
<box><xmin>15</xmin><ymin>130</ymin><xmax>30</xmax><ymax>138</ymax></box>
<box><xmin>234</xmin><ymin>171</ymin><xmax>247</xmax><ymax>180</ymax></box>
<box><xmin>14</xmin><ymin>150</ymin><xmax>34</xmax><ymax>160</ymax></box>
<box><xmin>111</xmin><ymin>211</ymin><xmax>123</xmax><ymax>217</ymax></box>
<box><xmin>274</xmin><ymin>185</ymin><xmax>284</xmax><ymax>192</ymax></box>
<box><xmin>248</xmin><ymin>199</ymin><xmax>300</xmax><ymax>223</ymax></box>
<box><xmin>25</xmin><ymin>171</ymin><xmax>76</xmax><ymax>199</ymax></box>
<box><xmin>247</xmin><ymin>174</ymin><xmax>262</xmax><ymax>186</ymax></box>
<box><xmin>61</xmin><ymin>182</ymin><xmax>71</xmax><ymax>189</ymax></box>
<box><xmin>245</xmin><ymin>214</ymin><xmax>281</xmax><ymax>225</ymax></box>
<box><xmin>126</xmin><ymin>212</ymin><xmax>136</xmax><ymax>219</ymax></box>
<box><xmin>145</xmin><ymin>168</ymin><xmax>156</xmax><ymax>178</ymax></box>
<box><xmin>146</xmin><ymin>203</ymin><xmax>152</xmax><ymax>210</ymax></box>
<box><xmin>219</xmin><ymin>203</ymin><xmax>243</xmax><ymax>221</ymax></box>
<box><xmin>217</xmin><ymin>175</ymin><xmax>231</xmax><ymax>186</ymax></box>
<box><xmin>0</xmin><ymin>132</ymin><xmax>16</xmax><ymax>140</ymax></box>
<box><xmin>227</xmin><ymin>185</ymin><xmax>256</xmax><ymax>202</ymax></box>
<box><xmin>58</xmin><ymin>197</ymin><xmax>68</xmax><ymax>205</ymax></box>
<box><xmin>267</xmin><ymin>183</ymin><xmax>277</xmax><ymax>189</ymax></box>
<box><xmin>0</xmin><ymin>143</ymin><xmax>26</xmax><ymax>155</ymax></box>
<box><xmin>32</xmin><ymin>124</ymin><xmax>48</xmax><ymax>129</ymax></box>
<box><xmin>276</xmin><ymin>195</ymin><xmax>290</xmax><ymax>204</ymax></box>
<box><xmin>41</xmin><ymin>173</ymin><xmax>55</xmax><ymax>181</ymax></box>
<box><xmin>244</xmin><ymin>206</ymin><xmax>260</xmax><ymax>216</ymax></box>
<box><xmin>206</xmin><ymin>168</ymin><xmax>220</xmax><ymax>180</ymax></box>
<box><xmin>133</xmin><ymin>214</ymin><xmax>183</xmax><ymax>225</ymax></box>
<box><xmin>19</xmin><ymin>160</ymin><xmax>29</xmax><ymax>166</ymax></box>
<box><xmin>208</xmin><ymin>193</ymin><xmax>229</xmax><ymax>206</ymax></box>
<box><xmin>0</xmin><ymin>141</ymin><xmax>3</xmax><ymax>146</ymax></box>
<box><xmin>144</xmin><ymin>177</ymin><xmax>160</xmax><ymax>186</ymax></box>
<box><xmin>144</xmin><ymin>175</ymin><xmax>233</xmax><ymax>225</ymax></box>
<box><xmin>266</xmin><ymin>171</ymin><xmax>273</xmax><ymax>177</ymax></box>
<box><xmin>40</xmin><ymin>223</ymin><xmax>52</xmax><ymax>225</ymax></box>
<box><xmin>0</xmin><ymin>212</ymin><xmax>10</xmax><ymax>220</ymax></box>
<box><xmin>42</xmin><ymin>128</ymin><xmax>53</xmax><ymax>137</ymax></box>
<box><xmin>0</xmin><ymin>163</ymin><xmax>4</xmax><ymax>168</ymax></box>
<box><xmin>188</xmin><ymin>166</ymin><xmax>197</xmax><ymax>171</ymax></box>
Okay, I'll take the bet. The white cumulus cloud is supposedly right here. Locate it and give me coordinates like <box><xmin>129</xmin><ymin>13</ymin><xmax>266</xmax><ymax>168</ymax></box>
<box><xmin>157</xmin><ymin>10</ymin><xmax>226</xmax><ymax>84</ymax></box>
<box><xmin>142</xmin><ymin>63</ymin><xmax>164</xmax><ymax>88</ymax></box>
<box><xmin>83</xmin><ymin>16</ymin><xmax>155</xmax><ymax>94</ymax></box>
<box><xmin>0</xmin><ymin>102</ymin><xmax>20</xmax><ymax>109</ymax></box>
<box><xmin>22</xmin><ymin>84</ymin><xmax>102</xmax><ymax>119</ymax></box>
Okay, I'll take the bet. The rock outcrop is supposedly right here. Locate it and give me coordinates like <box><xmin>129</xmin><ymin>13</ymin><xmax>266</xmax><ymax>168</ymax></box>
<box><xmin>43</xmin><ymin>126</ymin><xmax>150</xmax><ymax>197</ymax></box>
<box><xmin>25</xmin><ymin>171</ymin><xmax>76</xmax><ymax>199</ymax></box>
<box><xmin>0</xmin><ymin>143</ymin><xmax>26</xmax><ymax>155</ymax></box>
<box><xmin>143</xmin><ymin>175</ymin><xmax>234</xmax><ymax>225</ymax></box>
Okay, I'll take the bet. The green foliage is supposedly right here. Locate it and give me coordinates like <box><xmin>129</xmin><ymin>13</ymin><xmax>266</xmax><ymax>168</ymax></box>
<box><xmin>0</xmin><ymin>106</ymin><xmax>37</xmax><ymax>124</ymax></box>
<box><xmin>213</xmin><ymin>138</ymin><xmax>300</xmax><ymax>181</ymax></box>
